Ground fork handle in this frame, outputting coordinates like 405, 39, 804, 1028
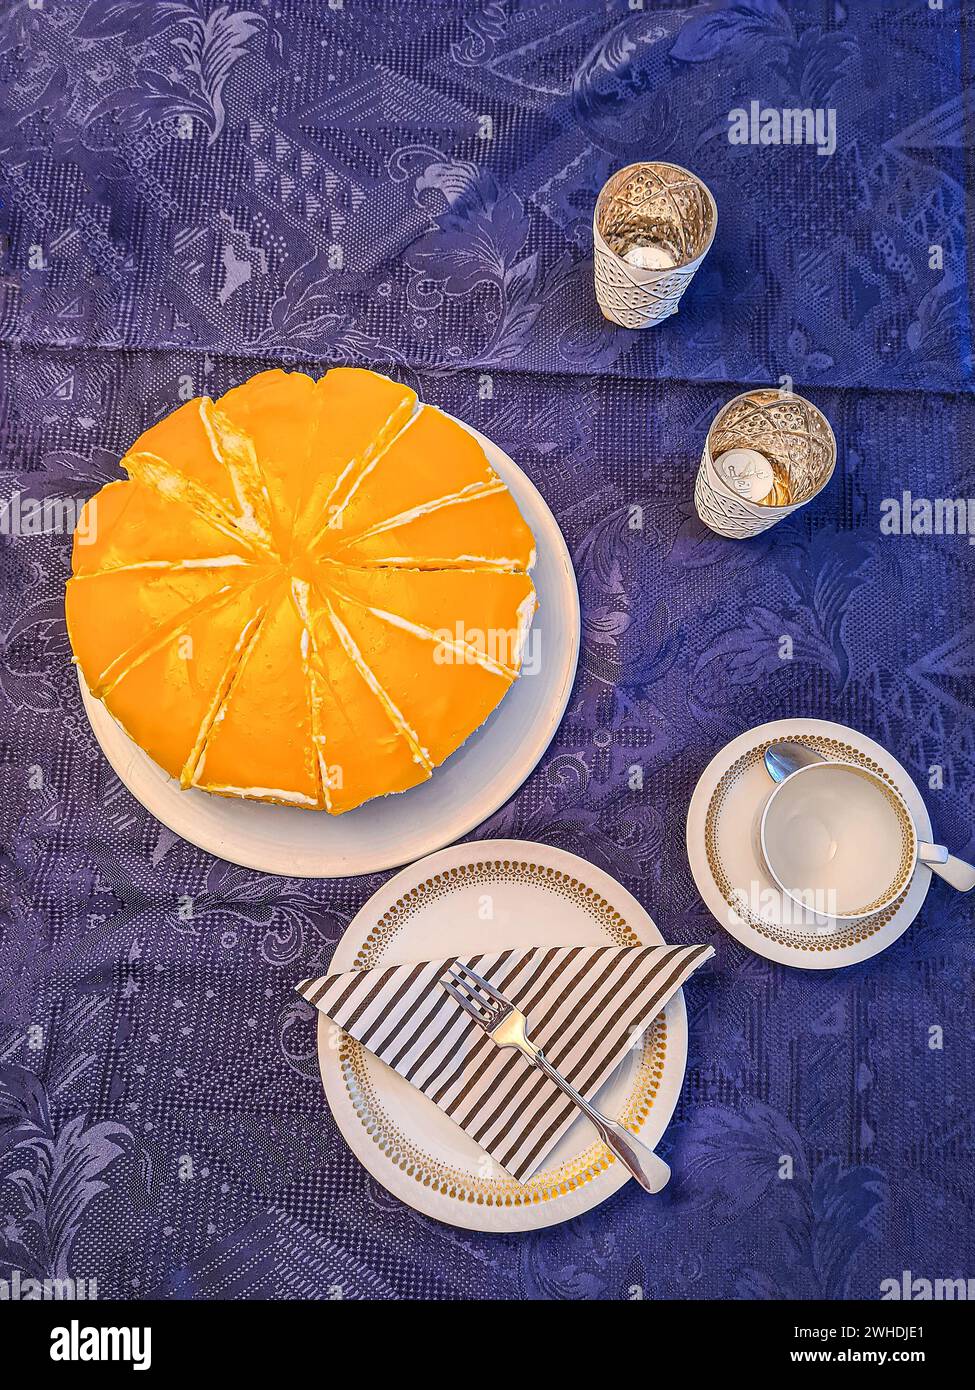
531, 1048, 671, 1194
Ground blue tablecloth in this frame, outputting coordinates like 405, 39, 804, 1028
1, 0, 972, 1300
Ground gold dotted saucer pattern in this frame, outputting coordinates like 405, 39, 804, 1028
705, 735, 911, 952
338, 859, 669, 1207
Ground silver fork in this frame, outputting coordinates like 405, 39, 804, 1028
441, 962, 671, 1193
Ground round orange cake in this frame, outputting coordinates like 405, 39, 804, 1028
66, 368, 537, 813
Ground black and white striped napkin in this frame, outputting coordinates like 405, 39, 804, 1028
297, 942, 712, 1183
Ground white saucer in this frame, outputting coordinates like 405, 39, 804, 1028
686, 719, 933, 969
77, 420, 580, 879
315, 839, 690, 1232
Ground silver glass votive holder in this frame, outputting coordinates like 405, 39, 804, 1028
694, 389, 837, 539
593, 161, 717, 328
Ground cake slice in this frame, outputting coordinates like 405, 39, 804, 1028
121, 397, 276, 552
190, 585, 322, 807
297, 367, 417, 551
319, 584, 519, 768
98, 579, 270, 783
71, 480, 260, 577
66, 564, 258, 698
293, 577, 429, 814
332, 486, 536, 571
216, 370, 322, 554
320, 565, 537, 679
321, 406, 497, 549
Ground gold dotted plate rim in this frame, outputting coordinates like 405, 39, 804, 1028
686, 719, 933, 970
316, 839, 690, 1232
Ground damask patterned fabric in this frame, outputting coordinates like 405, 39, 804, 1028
0, 0, 972, 1300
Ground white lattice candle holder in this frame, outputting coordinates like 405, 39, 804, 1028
593, 161, 717, 329
694, 389, 837, 539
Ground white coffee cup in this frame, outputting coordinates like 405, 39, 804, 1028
760, 761, 917, 921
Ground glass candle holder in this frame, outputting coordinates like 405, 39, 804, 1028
593, 161, 717, 328
694, 389, 837, 538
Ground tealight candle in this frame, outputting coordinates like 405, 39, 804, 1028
714, 446, 775, 503
622, 242, 677, 271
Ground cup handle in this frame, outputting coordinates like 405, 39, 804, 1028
919, 842, 975, 893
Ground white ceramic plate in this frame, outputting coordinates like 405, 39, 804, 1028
77, 420, 580, 878
316, 840, 690, 1232
686, 719, 933, 969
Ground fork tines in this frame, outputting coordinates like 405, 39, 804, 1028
441, 963, 509, 1026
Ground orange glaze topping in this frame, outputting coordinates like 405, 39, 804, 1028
66, 368, 537, 812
